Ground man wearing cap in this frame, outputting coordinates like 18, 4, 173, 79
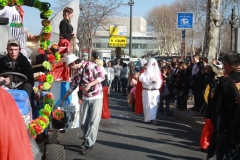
60, 52, 105, 155
0, 39, 34, 105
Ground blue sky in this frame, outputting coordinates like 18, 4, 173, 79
22, 0, 175, 35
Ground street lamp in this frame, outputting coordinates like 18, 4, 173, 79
210, 6, 240, 51
128, 0, 134, 58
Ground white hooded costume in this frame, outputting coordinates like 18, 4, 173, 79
139, 58, 162, 122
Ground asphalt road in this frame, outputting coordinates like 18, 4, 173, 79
60, 91, 206, 160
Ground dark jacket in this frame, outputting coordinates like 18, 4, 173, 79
59, 19, 73, 40
0, 53, 34, 86
209, 70, 240, 134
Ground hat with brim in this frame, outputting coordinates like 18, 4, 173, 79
65, 54, 78, 66
7, 38, 20, 46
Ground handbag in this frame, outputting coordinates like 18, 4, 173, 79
200, 118, 213, 150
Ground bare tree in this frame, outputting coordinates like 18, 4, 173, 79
78, 0, 125, 59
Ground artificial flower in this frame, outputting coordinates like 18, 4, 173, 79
46, 92, 54, 99
47, 54, 56, 63
38, 48, 45, 54
44, 9, 53, 18
38, 74, 46, 82
0, 0, 8, 7
33, 0, 42, 9
40, 41, 48, 50
41, 19, 50, 27
46, 74, 54, 83
52, 110, 64, 121
45, 98, 54, 106
15, 0, 24, 6
43, 82, 51, 90
55, 53, 61, 62
42, 61, 51, 70
38, 84, 43, 90
42, 33, 51, 41
43, 25, 52, 33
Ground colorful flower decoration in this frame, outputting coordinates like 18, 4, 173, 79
47, 54, 56, 63
43, 25, 52, 33
38, 84, 43, 90
16, 0, 24, 6
33, 0, 41, 9
52, 110, 64, 121
43, 82, 51, 90
46, 74, 54, 84
38, 48, 45, 55
55, 53, 61, 62
41, 19, 50, 27
38, 74, 46, 82
42, 61, 51, 70
46, 92, 54, 99
45, 98, 54, 106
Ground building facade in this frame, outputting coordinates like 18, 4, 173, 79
92, 17, 159, 58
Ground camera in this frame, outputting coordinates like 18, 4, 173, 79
88, 86, 95, 93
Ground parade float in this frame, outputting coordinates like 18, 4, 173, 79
0, 0, 80, 159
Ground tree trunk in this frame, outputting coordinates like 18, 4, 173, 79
203, 0, 221, 61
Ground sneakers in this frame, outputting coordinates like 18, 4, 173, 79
80, 140, 86, 149
81, 146, 93, 155
150, 120, 158, 125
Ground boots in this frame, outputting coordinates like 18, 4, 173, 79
122, 89, 128, 96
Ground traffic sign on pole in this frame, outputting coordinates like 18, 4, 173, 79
182, 30, 186, 42
177, 12, 194, 29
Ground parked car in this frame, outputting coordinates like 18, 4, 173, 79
153, 55, 191, 63
133, 61, 141, 72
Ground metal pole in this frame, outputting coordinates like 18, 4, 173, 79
230, 7, 236, 51
128, 0, 134, 58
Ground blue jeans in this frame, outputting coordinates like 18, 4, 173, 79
107, 80, 112, 95
80, 98, 103, 147
120, 78, 128, 91
114, 76, 121, 92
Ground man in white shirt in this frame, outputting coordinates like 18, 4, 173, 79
140, 56, 147, 70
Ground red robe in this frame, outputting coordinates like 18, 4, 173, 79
101, 87, 111, 119
135, 69, 145, 114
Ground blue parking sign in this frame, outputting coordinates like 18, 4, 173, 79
177, 12, 194, 29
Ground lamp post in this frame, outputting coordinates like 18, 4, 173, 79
128, 0, 134, 58
210, 6, 240, 52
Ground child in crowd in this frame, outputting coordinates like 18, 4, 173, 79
129, 73, 139, 112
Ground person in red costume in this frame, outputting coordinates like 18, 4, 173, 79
96, 59, 111, 119
134, 62, 147, 114
0, 88, 33, 160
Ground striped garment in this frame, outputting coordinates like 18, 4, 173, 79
68, 61, 105, 99
0, 6, 26, 49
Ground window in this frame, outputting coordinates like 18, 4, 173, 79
96, 43, 101, 48
143, 44, 148, 49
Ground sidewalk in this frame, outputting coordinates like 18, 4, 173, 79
169, 99, 205, 132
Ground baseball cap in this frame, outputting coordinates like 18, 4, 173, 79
7, 38, 20, 46
65, 54, 79, 66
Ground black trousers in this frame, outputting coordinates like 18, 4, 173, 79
207, 114, 221, 158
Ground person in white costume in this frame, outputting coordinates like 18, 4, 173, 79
139, 58, 162, 125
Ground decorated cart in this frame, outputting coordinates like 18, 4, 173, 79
0, 0, 80, 159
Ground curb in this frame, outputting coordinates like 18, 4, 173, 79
171, 108, 205, 132
169, 100, 205, 132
